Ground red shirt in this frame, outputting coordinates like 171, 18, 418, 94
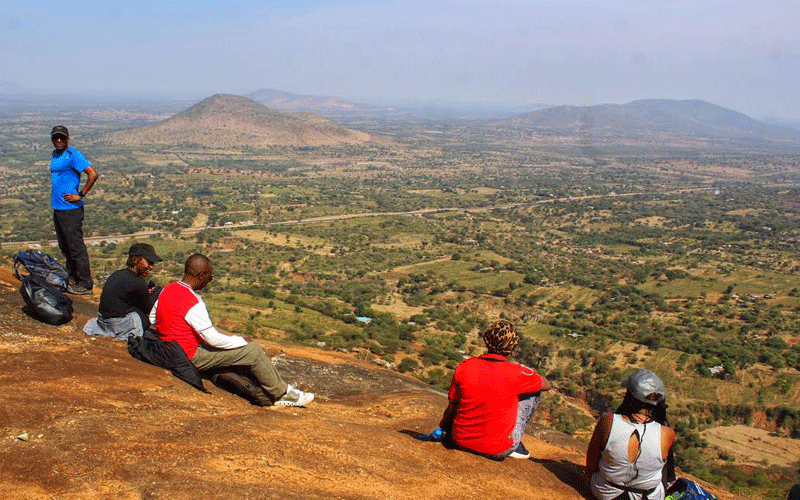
153, 281, 204, 359
448, 353, 542, 455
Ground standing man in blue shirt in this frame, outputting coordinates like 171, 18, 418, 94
49, 125, 98, 295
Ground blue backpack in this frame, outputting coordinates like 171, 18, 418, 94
665, 478, 719, 500
13, 250, 69, 292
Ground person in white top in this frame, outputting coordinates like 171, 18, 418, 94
586, 369, 676, 500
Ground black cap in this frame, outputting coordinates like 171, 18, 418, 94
51, 125, 69, 138
128, 243, 163, 263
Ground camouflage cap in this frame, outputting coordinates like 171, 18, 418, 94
51, 125, 69, 138
482, 320, 519, 356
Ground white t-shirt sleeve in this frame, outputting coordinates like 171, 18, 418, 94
184, 301, 247, 349
149, 299, 159, 325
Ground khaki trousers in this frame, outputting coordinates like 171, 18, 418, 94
191, 342, 288, 399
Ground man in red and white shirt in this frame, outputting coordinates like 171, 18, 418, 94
440, 320, 551, 459
150, 253, 313, 407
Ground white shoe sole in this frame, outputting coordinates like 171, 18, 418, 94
274, 392, 314, 407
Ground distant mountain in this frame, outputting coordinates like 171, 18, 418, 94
246, 88, 364, 113
102, 94, 370, 148
245, 89, 542, 121
760, 117, 800, 130
513, 103, 554, 114
503, 99, 800, 148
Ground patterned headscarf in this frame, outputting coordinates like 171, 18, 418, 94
482, 320, 519, 356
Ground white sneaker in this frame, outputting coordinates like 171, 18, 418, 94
274, 384, 314, 407
508, 442, 530, 459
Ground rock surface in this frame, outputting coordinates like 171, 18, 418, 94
0, 265, 735, 500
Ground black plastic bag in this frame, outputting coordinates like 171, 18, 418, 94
20, 274, 73, 325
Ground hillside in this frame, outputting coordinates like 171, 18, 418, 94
503, 99, 800, 150
0, 266, 741, 500
101, 94, 371, 148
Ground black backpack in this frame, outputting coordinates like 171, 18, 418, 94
208, 368, 274, 406
20, 274, 73, 325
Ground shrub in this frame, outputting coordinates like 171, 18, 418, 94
398, 357, 419, 373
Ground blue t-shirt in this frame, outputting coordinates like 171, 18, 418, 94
50, 147, 91, 211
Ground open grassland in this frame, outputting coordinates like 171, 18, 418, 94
640, 267, 800, 298
370, 293, 427, 320
701, 425, 800, 468
234, 229, 333, 254
396, 259, 525, 289
206, 291, 363, 344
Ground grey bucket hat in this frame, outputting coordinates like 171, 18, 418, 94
622, 369, 666, 405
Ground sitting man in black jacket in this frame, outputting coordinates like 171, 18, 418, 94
84, 243, 163, 340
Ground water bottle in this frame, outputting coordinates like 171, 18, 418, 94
415, 428, 444, 442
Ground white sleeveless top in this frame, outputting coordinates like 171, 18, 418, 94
591, 414, 665, 500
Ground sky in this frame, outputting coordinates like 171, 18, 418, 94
1, 0, 799, 119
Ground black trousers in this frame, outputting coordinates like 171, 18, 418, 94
53, 207, 93, 289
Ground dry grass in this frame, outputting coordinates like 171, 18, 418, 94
634, 216, 670, 227
233, 229, 332, 254
191, 213, 209, 228
132, 151, 187, 167
701, 425, 800, 468
370, 293, 426, 320
372, 233, 426, 249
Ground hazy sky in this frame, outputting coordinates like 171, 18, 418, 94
2, 0, 799, 119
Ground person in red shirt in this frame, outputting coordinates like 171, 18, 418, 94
150, 253, 314, 407
440, 320, 551, 459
